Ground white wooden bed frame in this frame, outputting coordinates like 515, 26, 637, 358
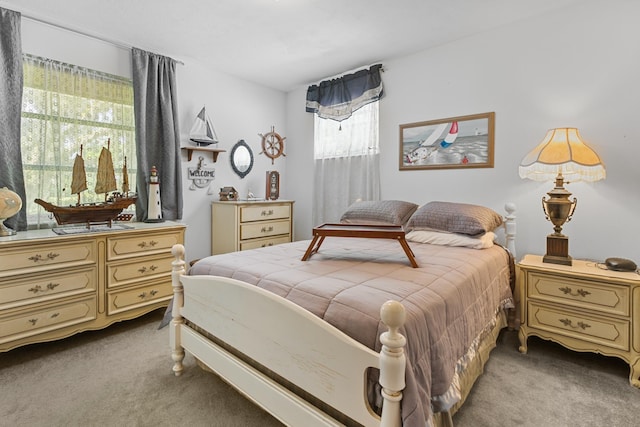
170, 203, 516, 427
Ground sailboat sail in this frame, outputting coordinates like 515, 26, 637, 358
189, 106, 219, 146
419, 123, 448, 147
71, 149, 88, 196
95, 146, 117, 195
440, 121, 459, 148
122, 156, 130, 195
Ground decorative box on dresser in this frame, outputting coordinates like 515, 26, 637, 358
0, 221, 185, 352
211, 200, 294, 254
517, 254, 640, 387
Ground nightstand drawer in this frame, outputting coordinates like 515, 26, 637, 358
240, 220, 290, 240
240, 204, 291, 223
528, 301, 630, 351
527, 272, 629, 317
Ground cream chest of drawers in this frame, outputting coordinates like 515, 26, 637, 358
517, 254, 640, 387
0, 221, 185, 352
211, 200, 294, 254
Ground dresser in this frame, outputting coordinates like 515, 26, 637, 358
517, 254, 640, 387
211, 200, 294, 254
0, 221, 185, 352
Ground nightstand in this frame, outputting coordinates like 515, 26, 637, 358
517, 254, 640, 388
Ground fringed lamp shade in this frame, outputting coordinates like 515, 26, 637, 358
519, 128, 606, 182
519, 128, 605, 266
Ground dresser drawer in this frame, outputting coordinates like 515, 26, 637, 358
107, 281, 172, 315
0, 267, 96, 310
527, 272, 629, 316
240, 235, 292, 251
107, 230, 183, 260
0, 297, 97, 345
0, 240, 95, 277
240, 220, 290, 240
106, 255, 174, 289
527, 301, 629, 351
240, 204, 291, 223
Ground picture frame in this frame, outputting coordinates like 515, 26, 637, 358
399, 112, 495, 170
265, 171, 280, 200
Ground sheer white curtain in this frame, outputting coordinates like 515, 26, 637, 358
21, 54, 136, 228
312, 101, 381, 225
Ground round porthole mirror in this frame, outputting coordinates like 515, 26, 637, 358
230, 139, 253, 179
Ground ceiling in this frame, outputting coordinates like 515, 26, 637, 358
3, 0, 581, 92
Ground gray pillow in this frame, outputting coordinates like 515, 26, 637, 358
340, 200, 418, 226
406, 201, 503, 236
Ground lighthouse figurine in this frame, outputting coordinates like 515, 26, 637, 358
145, 165, 164, 222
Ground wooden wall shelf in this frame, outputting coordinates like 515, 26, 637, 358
181, 146, 226, 162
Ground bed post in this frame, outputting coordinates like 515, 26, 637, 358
170, 244, 186, 376
378, 300, 407, 427
504, 202, 517, 259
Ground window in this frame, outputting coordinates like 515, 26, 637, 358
21, 54, 136, 226
313, 101, 379, 159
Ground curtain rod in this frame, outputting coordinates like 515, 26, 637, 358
21, 13, 185, 65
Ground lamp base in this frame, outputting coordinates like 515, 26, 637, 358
0, 221, 17, 236
543, 234, 572, 266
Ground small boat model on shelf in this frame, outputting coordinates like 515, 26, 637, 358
34, 139, 137, 228
189, 106, 219, 146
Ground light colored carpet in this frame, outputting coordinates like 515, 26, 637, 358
1, 309, 638, 426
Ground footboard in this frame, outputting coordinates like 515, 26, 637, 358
170, 244, 407, 427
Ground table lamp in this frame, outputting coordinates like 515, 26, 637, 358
519, 128, 605, 265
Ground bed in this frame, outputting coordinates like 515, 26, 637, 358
169, 201, 517, 427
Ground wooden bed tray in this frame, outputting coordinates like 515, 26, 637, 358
302, 223, 418, 268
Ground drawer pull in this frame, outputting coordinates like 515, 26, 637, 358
261, 226, 274, 233
138, 265, 158, 274
559, 318, 591, 330
28, 252, 60, 263
261, 209, 274, 216
28, 318, 38, 326
261, 243, 274, 248
559, 286, 591, 298
139, 290, 158, 299
51, 312, 59, 318
137, 240, 159, 249
28, 283, 60, 294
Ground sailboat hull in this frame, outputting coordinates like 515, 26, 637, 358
34, 196, 137, 227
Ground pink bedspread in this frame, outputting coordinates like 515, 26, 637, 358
190, 237, 513, 426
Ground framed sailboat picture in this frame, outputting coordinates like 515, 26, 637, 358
399, 112, 495, 170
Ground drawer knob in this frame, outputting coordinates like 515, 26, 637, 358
559, 286, 591, 298
138, 292, 147, 299
261, 226, 274, 233
150, 290, 158, 296
559, 318, 591, 330
261, 209, 274, 216
28, 318, 38, 326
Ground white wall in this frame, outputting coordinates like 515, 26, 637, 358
20, 18, 288, 263
286, 0, 640, 262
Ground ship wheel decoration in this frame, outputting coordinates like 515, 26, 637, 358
259, 126, 286, 165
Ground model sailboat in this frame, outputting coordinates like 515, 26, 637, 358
189, 106, 219, 146
34, 138, 137, 227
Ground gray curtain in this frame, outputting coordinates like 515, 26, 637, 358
131, 48, 182, 221
0, 7, 27, 231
